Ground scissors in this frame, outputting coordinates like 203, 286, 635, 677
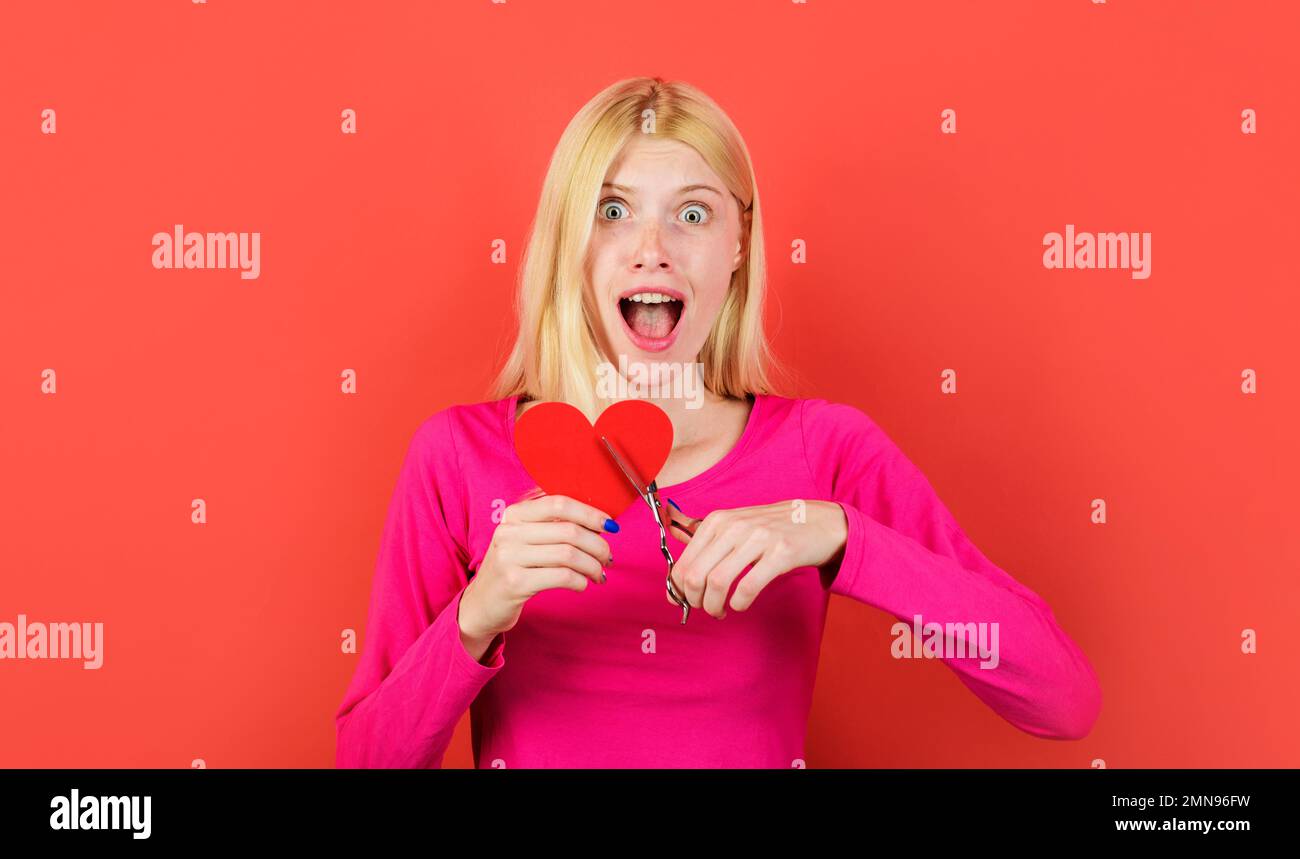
599, 435, 696, 624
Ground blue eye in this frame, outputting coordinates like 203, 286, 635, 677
599, 199, 628, 220
597, 199, 712, 224
681, 203, 711, 225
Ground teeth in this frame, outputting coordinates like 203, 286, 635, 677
625, 292, 680, 304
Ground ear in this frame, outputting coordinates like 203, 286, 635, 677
732, 206, 752, 271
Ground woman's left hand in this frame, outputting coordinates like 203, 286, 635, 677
665, 500, 848, 618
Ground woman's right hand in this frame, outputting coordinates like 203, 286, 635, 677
458, 493, 615, 655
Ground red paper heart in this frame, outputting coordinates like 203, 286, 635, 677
513, 399, 673, 520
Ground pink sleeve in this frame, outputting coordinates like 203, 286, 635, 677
801, 399, 1102, 741
335, 408, 505, 768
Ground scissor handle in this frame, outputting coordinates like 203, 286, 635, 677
668, 578, 691, 624
651, 482, 690, 624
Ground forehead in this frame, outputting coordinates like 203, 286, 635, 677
605, 136, 720, 189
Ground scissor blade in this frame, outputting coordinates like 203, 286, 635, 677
600, 435, 648, 497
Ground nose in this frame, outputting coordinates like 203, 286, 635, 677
631, 220, 672, 272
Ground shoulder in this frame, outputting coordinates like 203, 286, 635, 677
746, 393, 891, 451
794, 396, 889, 451
407, 396, 513, 463
786, 397, 952, 527
788, 395, 920, 490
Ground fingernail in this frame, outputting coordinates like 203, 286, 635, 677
603, 518, 620, 533
601, 571, 607, 584
667, 498, 683, 513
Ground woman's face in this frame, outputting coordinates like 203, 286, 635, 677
585, 136, 749, 365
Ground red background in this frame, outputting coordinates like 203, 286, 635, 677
2, 0, 1297, 767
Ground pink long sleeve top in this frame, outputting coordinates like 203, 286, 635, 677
334, 394, 1102, 768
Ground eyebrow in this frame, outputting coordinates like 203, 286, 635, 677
602, 182, 724, 198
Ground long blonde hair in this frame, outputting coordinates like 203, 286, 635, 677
489, 76, 785, 420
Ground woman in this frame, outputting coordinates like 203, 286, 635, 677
334, 77, 1101, 768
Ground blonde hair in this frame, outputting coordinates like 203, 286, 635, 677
489, 76, 786, 421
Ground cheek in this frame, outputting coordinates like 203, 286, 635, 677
585, 249, 615, 302
691, 289, 729, 326
684, 244, 735, 309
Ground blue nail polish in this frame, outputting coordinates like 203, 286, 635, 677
603, 518, 620, 533
667, 498, 683, 513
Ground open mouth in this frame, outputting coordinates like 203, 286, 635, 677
618, 290, 685, 352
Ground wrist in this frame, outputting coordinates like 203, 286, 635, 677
457, 587, 502, 665
815, 501, 849, 570
457, 579, 496, 642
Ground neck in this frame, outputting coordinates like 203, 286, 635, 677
515, 375, 750, 451
635, 388, 743, 452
